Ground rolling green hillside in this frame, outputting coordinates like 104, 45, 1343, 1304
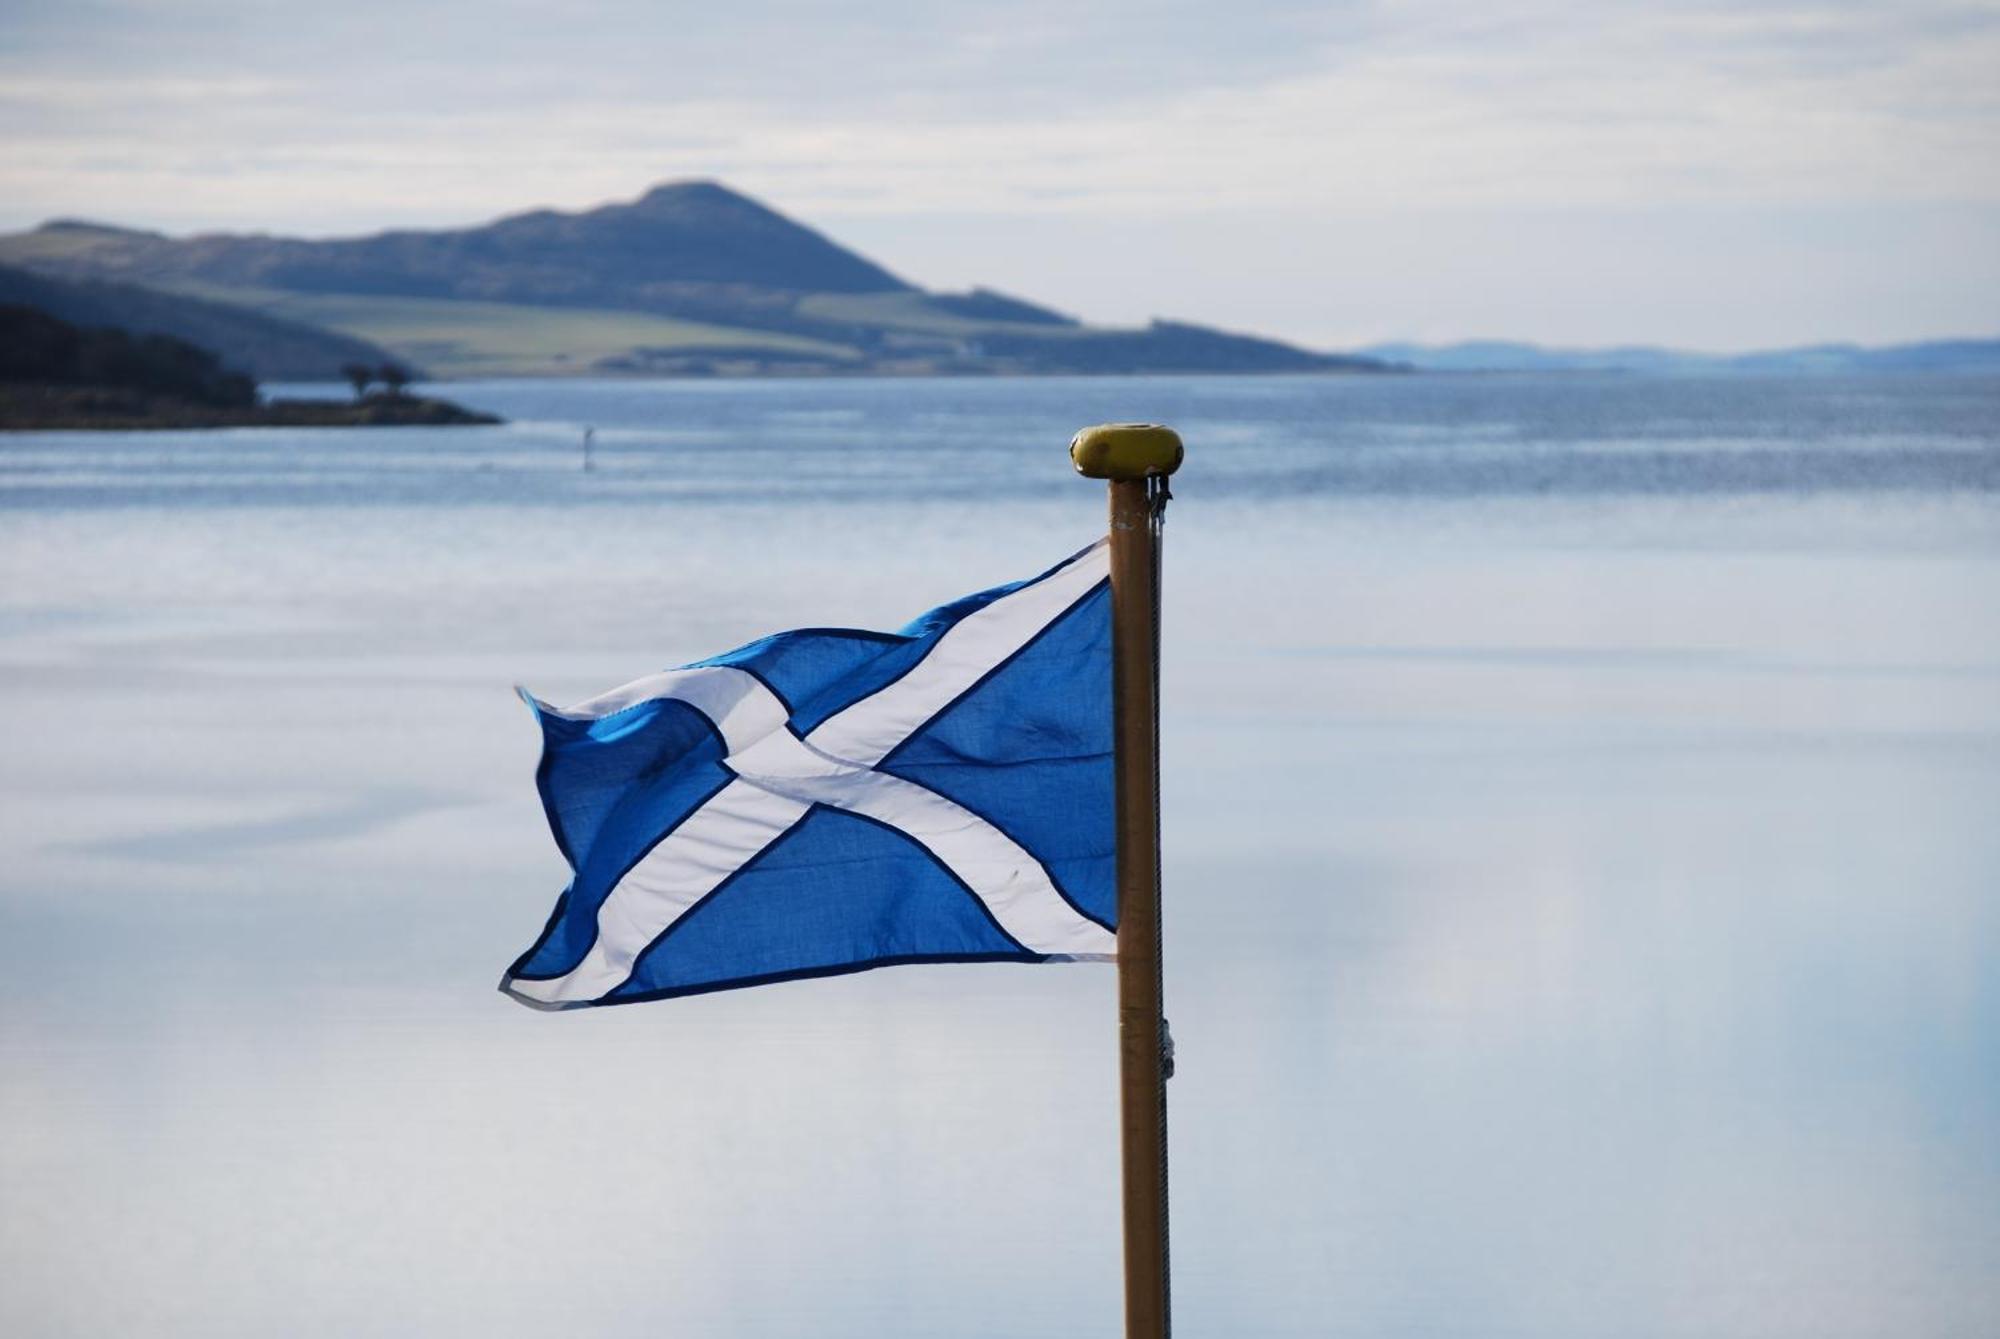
0, 182, 1392, 378
169, 284, 859, 378
796, 289, 1080, 337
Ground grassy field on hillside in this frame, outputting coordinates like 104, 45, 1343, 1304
796, 291, 1088, 339
167, 285, 860, 377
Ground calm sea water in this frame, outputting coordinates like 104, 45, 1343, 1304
2, 373, 1997, 1338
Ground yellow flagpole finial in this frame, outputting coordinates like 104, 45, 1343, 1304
1069, 423, 1184, 480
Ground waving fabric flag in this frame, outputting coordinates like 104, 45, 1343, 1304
502, 541, 1117, 1009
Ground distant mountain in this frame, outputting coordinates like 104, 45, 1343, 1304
14, 183, 909, 311
1358, 341, 1669, 373
0, 181, 1389, 379
1362, 338, 2000, 374
0, 263, 406, 381
1722, 339, 2000, 374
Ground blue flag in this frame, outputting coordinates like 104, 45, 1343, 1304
502, 541, 1116, 1008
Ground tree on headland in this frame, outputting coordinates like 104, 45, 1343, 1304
377, 362, 412, 398
340, 362, 374, 399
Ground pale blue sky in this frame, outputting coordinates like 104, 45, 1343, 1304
2, 0, 1996, 348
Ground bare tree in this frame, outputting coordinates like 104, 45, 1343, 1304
339, 362, 374, 400
377, 362, 413, 398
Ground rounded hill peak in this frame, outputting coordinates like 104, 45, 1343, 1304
635, 180, 750, 207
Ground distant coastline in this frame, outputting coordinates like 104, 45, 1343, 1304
0, 182, 1395, 381
0, 385, 499, 431
1360, 337, 2000, 376
2, 182, 1991, 385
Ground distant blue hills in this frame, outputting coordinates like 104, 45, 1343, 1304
0, 181, 1389, 380
1361, 337, 2000, 375
0, 175, 1989, 381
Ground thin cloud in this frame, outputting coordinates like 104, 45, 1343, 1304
0, 0, 1994, 344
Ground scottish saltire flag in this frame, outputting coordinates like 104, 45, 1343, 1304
502, 541, 1116, 1009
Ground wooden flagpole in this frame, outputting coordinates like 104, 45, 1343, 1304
1071, 423, 1183, 1339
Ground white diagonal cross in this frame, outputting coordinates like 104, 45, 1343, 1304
505, 543, 1116, 1006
